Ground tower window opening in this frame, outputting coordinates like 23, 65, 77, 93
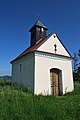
40, 28, 43, 38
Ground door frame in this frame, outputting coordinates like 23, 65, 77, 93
49, 67, 63, 96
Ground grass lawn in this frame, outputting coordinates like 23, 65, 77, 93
0, 82, 80, 120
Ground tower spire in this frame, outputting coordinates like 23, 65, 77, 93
29, 20, 48, 46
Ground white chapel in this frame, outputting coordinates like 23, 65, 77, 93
11, 20, 74, 95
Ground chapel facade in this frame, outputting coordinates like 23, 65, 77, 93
11, 20, 74, 95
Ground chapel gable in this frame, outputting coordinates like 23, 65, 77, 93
37, 33, 71, 57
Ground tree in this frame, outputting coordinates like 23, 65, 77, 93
73, 53, 78, 81
78, 49, 80, 57
77, 49, 80, 81
73, 49, 80, 82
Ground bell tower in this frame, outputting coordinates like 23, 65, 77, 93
29, 20, 48, 46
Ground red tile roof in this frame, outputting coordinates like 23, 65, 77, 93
10, 33, 53, 63
10, 32, 72, 63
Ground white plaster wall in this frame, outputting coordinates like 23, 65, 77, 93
34, 52, 74, 95
12, 53, 34, 90
37, 34, 70, 57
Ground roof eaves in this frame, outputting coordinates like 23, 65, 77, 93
29, 20, 48, 32
35, 50, 73, 59
35, 20, 48, 29
10, 50, 34, 64
10, 37, 44, 64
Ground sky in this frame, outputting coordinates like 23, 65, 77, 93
0, 0, 80, 76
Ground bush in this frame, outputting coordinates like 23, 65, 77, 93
0, 78, 11, 86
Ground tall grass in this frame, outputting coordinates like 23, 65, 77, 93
0, 82, 80, 120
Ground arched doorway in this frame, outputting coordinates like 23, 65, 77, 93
50, 68, 63, 96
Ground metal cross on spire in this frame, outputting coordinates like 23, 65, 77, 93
37, 15, 41, 20
54, 44, 57, 54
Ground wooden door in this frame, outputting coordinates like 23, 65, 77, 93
50, 69, 59, 96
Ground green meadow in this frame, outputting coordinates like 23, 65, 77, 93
0, 80, 80, 120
